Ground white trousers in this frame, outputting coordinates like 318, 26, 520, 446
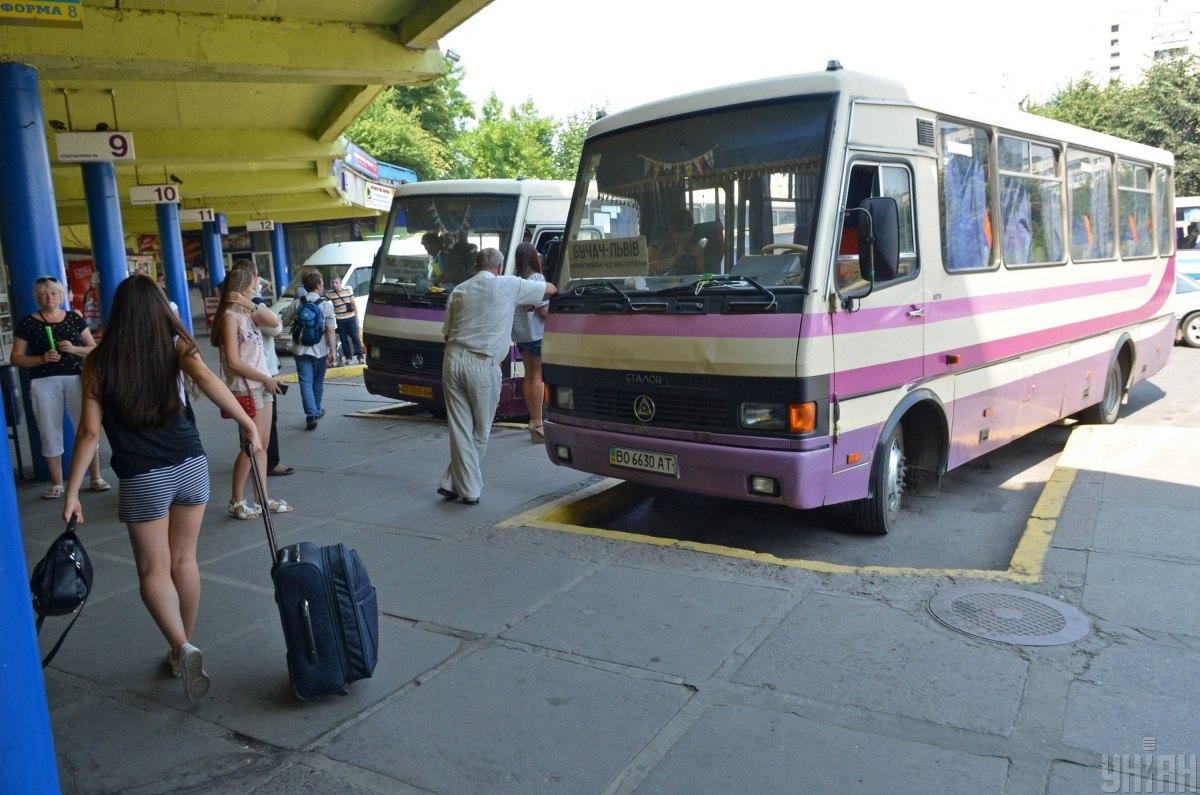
439, 344, 501, 500
30, 374, 84, 458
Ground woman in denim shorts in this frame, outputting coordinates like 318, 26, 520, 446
511, 242, 550, 441
63, 275, 261, 701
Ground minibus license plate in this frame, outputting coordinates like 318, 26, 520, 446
609, 445, 677, 476
399, 384, 433, 399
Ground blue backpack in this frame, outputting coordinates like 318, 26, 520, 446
292, 295, 326, 346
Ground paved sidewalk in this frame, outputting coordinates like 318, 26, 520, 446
13, 357, 1200, 794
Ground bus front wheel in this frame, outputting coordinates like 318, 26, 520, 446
1079, 357, 1124, 425
851, 424, 906, 535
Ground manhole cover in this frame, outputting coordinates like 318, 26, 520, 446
928, 586, 1090, 646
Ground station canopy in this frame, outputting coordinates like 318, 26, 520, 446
0, 0, 491, 240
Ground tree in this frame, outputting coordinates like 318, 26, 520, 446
387, 63, 475, 147
344, 88, 451, 180
552, 107, 604, 180
457, 94, 560, 179
1024, 57, 1200, 194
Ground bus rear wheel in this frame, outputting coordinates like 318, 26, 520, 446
851, 424, 906, 535
1080, 357, 1124, 425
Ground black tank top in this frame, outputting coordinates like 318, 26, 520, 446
101, 398, 205, 479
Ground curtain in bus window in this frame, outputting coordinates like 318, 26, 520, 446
939, 123, 991, 270
1067, 150, 1115, 261
1001, 177, 1033, 264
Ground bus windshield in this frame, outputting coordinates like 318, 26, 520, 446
560, 95, 834, 292
374, 194, 519, 299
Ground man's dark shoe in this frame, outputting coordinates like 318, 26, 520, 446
305, 418, 318, 430
437, 487, 459, 500
461, 497, 480, 506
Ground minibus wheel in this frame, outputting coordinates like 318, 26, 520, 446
851, 424, 906, 535
1079, 357, 1124, 425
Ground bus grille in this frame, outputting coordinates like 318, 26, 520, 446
571, 386, 732, 432
376, 341, 444, 375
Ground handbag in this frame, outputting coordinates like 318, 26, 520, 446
30, 519, 93, 667
221, 392, 257, 420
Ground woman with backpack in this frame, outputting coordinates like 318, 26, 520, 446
62, 275, 261, 701
212, 269, 291, 520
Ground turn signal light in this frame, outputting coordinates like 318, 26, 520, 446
846, 451, 862, 465
543, 384, 551, 406
788, 402, 816, 434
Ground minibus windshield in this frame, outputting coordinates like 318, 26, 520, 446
560, 95, 834, 293
374, 194, 519, 299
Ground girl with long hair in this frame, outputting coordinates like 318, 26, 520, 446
211, 268, 290, 519
511, 242, 550, 440
11, 276, 108, 497
63, 275, 261, 701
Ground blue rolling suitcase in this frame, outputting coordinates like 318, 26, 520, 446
246, 444, 379, 700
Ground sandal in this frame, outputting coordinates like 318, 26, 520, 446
90, 478, 112, 492
265, 498, 293, 514
41, 484, 64, 500
227, 499, 260, 520
267, 464, 295, 477
528, 422, 544, 442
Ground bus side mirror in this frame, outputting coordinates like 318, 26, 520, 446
543, 238, 563, 283
858, 196, 900, 283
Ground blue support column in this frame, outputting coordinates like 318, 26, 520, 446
81, 162, 126, 323
156, 202, 192, 333
0, 61, 65, 793
0, 63, 69, 482
202, 220, 225, 294
270, 223, 289, 299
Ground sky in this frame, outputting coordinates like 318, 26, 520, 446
442, 0, 1124, 120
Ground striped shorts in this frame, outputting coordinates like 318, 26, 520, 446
118, 455, 211, 524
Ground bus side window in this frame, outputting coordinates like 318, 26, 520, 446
836, 163, 917, 290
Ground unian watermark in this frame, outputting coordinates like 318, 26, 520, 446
1101, 738, 1198, 792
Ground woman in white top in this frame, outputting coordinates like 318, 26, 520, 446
511, 242, 550, 441
210, 268, 291, 519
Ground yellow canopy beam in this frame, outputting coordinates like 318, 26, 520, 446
52, 168, 336, 204
47, 128, 343, 168
399, 0, 494, 49
2, 6, 448, 85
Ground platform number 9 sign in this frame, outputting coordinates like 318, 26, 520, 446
107, 134, 130, 159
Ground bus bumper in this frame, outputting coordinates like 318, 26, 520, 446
543, 420, 833, 510
363, 367, 529, 419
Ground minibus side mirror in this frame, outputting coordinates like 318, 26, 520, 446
858, 196, 900, 283
543, 238, 563, 284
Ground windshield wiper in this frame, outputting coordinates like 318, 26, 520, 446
568, 280, 634, 313
652, 275, 777, 310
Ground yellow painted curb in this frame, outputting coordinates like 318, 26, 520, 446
277, 364, 364, 383
501, 428, 1086, 583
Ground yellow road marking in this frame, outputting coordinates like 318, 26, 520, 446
344, 402, 528, 430
501, 429, 1086, 582
277, 363, 364, 383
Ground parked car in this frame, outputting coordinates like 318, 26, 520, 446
1174, 273, 1200, 348
274, 236, 423, 355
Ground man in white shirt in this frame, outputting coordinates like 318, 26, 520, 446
437, 248, 557, 504
291, 269, 337, 430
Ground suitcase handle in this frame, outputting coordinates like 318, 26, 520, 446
300, 599, 319, 664
243, 441, 281, 566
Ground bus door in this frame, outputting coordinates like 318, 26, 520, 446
829, 160, 923, 472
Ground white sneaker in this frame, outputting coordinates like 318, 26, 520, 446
166, 647, 181, 678
179, 643, 211, 701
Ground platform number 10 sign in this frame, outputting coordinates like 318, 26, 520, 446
129, 184, 181, 205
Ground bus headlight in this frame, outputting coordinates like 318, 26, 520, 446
740, 403, 786, 430
555, 386, 574, 410
739, 402, 816, 433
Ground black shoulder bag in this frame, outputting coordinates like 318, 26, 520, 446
30, 519, 93, 667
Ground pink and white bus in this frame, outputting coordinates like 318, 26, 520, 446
541, 66, 1176, 533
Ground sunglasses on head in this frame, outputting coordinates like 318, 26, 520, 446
35, 276, 60, 284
